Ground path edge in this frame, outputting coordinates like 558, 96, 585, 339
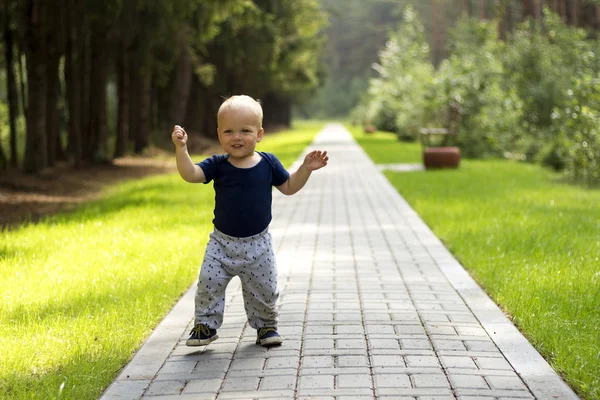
353, 133, 580, 400
99, 284, 196, 400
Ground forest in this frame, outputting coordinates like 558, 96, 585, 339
1, 0, 599, 183
0, 0, 325, 173
311, 0, 600, 184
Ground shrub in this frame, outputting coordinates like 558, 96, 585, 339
355, 6, 433, 140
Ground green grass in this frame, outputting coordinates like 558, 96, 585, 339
0, 121, 324, 400
348, 126, 422, 164
349, 125, 600, 399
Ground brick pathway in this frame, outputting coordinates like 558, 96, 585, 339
101, 124, 578, 400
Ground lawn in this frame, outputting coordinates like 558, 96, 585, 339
0, 121, 324, 400
349, 125, 600, 400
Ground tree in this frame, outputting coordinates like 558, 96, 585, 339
3, 0, 19, 168
23, 0, 48, 173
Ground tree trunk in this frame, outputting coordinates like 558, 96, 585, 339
128, 47, 139, 154
463, 0, 473, 16
134, 56, 152, 153
86, 25, 109, 163
45, 2, 63, 168
522, 0, 535, 20
114, 37, 130, 158
17, 42, 27, 119
535, 0, 543, 21
80, 32, 92, 162
128, 12, 153, 156
568, 0, 580, 26
559, 0, 567, 22
23, 0, 49, 173
64, 0, 83, 167
262, 93, 291, 130
168, 44, 192, 126
184, 76, 204, 136
479, 0, 486, 19
4, 0, 19, 167
46, 53, 60, 167
498, 0, 507, 40
431, 0, 441, 67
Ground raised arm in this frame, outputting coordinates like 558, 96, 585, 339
171, 125, 206, 183
277, 150, 328, 196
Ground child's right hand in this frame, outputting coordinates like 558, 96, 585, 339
172, 125, 188, 147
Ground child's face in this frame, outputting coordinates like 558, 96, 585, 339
217, 107, 264, 160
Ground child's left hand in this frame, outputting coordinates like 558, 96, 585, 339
303, 150, 329, 171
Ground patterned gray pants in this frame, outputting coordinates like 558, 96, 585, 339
194, 228, 279, 330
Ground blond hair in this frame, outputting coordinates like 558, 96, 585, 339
217, 95, 263, 127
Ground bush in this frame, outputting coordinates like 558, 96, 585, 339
552, 75, 600, 184
503, 10, 591, 162
429, 18, 522, 158
354, 6, 433, 140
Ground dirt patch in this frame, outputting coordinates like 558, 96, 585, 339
0, 140, 222, 229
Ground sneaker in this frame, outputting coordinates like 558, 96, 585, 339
256, 327, 283, 347
186, 324, 218, 346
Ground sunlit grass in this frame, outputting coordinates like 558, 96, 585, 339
347, 124, 422, 164
350, 126, 600, 400
0, 121, 324, 399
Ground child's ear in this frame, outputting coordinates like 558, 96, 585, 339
256, 128, 265, 142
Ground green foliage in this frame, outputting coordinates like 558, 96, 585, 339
433, 17, 522, 157
504, 11, 590, 161
354, 6, 433, 140
551, 76, 600, 185
203, 0, 326, 99
357, 7, 600, 184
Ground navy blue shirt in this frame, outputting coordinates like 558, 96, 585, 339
198, 152, 290, 237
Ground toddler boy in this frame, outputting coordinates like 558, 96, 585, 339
171, 95, 328, 347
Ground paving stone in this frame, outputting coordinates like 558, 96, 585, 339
229, 357, 266, 370
474, 356, 513, 370
337, 373, 373, 388
337, 355, 370, 368
159, 360, 197, 374
181, 378, 222, 394
371, 355, 406, 367
304, 339, 335, 350
373, 373, 412, 388
264, 356, 299, 369
411, 373, 451, 388
298, 374, 335, 389
439, 355, 478, 369
145, 380, 186, 396
304, 325, 334, 335
335, 325, 365, 334
464, 340, 498, 352
301, 356, 334, 368
402, 339, 433, 350
219, 376, 259, 392
486, 374, 529, 390
432, 339, 467, 351
259, 375, 297, 390
218, 390, 295, 399
395, 325, 427, 335
448, 374, 489, 389
405, 355, 441, 368
336, 339, 367, 349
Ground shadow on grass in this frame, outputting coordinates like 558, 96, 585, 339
18, 177, 214, 229
1, 275, 191, 399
